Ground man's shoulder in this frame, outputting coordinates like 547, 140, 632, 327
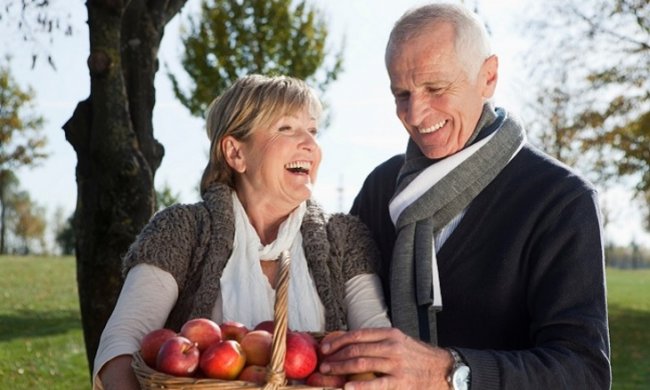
509, 144, 597, 193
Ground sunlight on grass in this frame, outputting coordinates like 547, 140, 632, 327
0, 256, 89, 389
607, 268, 650, 389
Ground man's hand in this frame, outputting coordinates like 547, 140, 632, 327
318, 327, 455, 390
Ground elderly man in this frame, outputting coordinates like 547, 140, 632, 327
319, 3, 611, 389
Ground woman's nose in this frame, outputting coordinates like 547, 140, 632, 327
299, 130, 318, 151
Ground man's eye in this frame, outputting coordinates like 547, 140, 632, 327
394, 93, 409, 101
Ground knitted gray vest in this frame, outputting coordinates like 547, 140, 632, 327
122, 183, 379, 331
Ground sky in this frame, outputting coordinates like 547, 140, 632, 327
4, 0, 649, 248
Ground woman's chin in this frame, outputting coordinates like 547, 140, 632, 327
285, 184, 313, 205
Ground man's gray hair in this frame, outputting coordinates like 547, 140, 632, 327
385, 2, 492, 81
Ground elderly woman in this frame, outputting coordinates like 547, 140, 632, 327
93, 74, 390, 389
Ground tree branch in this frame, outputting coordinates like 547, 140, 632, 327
570, 3, 650, 52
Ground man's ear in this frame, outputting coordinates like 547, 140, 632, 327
480, 54, 499, 99
222, 135, 246, 173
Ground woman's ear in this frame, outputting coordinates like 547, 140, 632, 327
222, 136, 246, 173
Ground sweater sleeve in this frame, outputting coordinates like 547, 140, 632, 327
93, 264, 178, 389
327, 213, 381, 279
458, 189, 611, 390
345, 274, 391, 329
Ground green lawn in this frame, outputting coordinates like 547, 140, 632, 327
607, 268, 650, 389
0, 256, 88, 389
0, 256, 648, 389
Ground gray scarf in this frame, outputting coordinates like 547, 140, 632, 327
389, 103, 525, 344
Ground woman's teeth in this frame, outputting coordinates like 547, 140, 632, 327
285, 161, 311, 173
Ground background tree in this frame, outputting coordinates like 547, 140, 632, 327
53, 207, 76, 255
156, 181, 181, 210
0, 170, 19, 254
61, 0, 188, 374
0, 61, 46, 254
169, 0, 343, 118
9, 190, 47, 254
522, 0, 650, 228
523, 68, 584, 167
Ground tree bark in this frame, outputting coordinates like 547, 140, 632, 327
62, 0, 187, 378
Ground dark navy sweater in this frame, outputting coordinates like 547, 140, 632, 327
351, 144, 611, 389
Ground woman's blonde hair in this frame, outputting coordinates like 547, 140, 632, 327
200, 74, 322, 195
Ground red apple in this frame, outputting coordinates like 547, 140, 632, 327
237, 365, 268, 385
155, 336, 200, 377
298, 332, 319, 349
200, 340, 246, 380
284, 331, 317, 380
220, 321, 249, 343
240, 330, 273, 366
180, 318, 222, 351
253, 320, 276, 334
139, 328, 177, 368
306, 372, 347, 387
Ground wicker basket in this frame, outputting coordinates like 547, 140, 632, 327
132, 250, 341, 390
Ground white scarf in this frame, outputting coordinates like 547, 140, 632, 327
220, 192, 325, 331
389, 132, 496, 309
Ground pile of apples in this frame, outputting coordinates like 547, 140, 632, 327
139, 318, 373, 387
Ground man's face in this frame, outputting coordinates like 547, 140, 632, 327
387, 22, 497, 159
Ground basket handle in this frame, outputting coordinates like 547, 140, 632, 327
263, 250, 291, 390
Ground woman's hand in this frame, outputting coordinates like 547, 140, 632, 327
97, 355, 140, 390
318, 327, 454, 390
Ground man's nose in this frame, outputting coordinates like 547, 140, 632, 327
405, 94, 429, 126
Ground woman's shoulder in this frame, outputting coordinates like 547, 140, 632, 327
148, 202, 210, 231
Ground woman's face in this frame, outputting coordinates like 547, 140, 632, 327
228, 108, 321, 211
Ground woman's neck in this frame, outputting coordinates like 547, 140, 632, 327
235, 190, 295, 245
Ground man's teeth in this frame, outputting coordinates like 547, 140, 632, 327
419, 120, 447, 134
285, 161, 311, 172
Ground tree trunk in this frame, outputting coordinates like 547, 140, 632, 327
62, 0, 187, 378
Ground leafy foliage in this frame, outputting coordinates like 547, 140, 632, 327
523, 0, 650, 227
0, 61, 46, 254
0, 61, 46, 170
169, 0, 343, 118
156, 182, 181, 210
55, 213, 75, 256
8, 190, 46, 254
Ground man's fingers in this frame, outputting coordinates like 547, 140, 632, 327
320, 327, 402, 355
320, 355, 387, 376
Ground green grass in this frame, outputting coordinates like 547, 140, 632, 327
0, 256, 648, 389
607, 268, 650, 389
0, 256, 88, 389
